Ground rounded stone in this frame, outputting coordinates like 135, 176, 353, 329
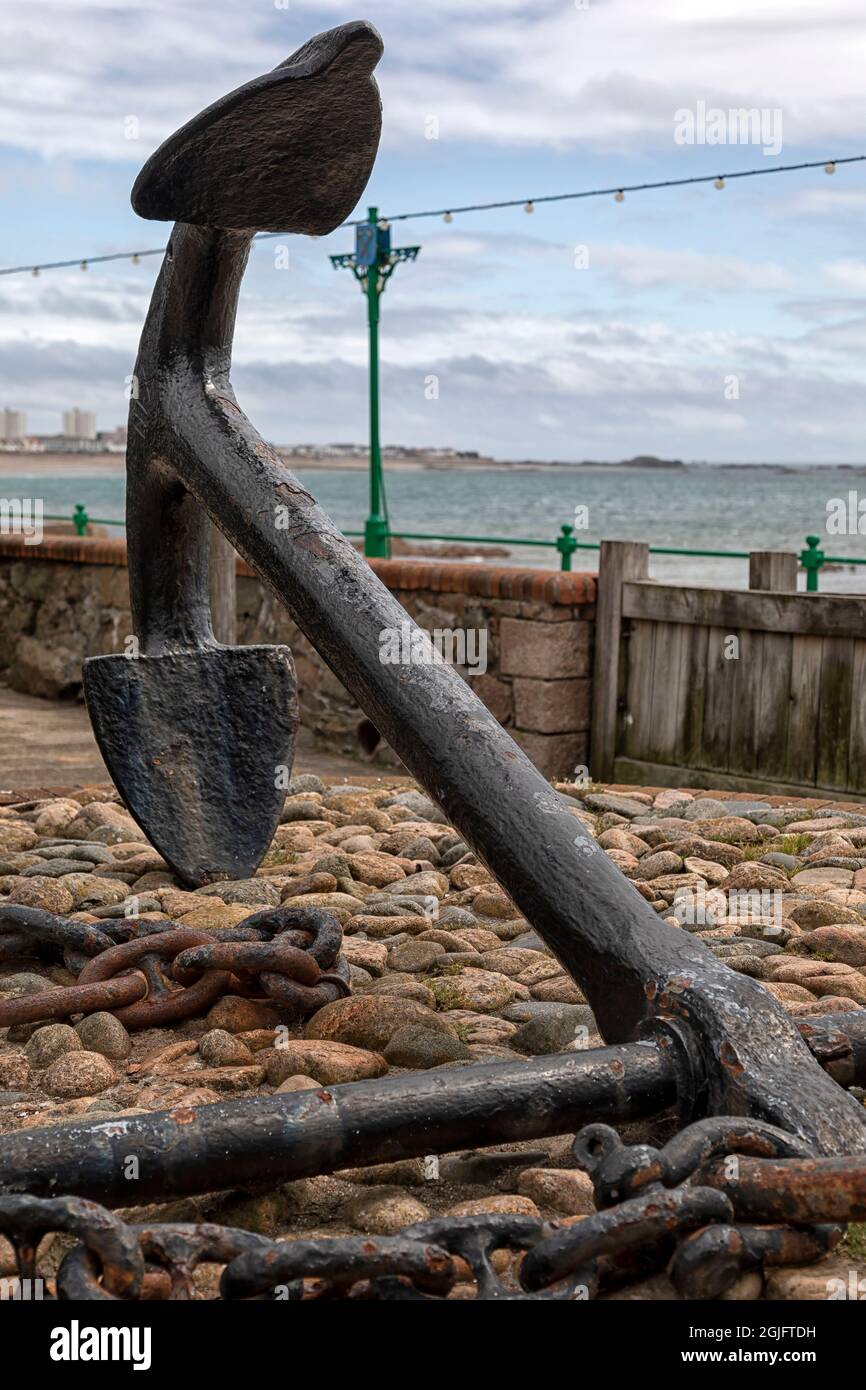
472, 891, 515, 919
288, 774, 326, 796
721, 861, 791, 892
74, 1012, 132, 1059
344, 1189, 431, 1236
0, 1051, 30, 1089
198, 878, 281, 907
386, 790, 446, 822
206, 996, 283, 1033
34, 800, 84, 837
58, 874, 129, 908
436, 907, 478, 931
446, 1194, 540, 1218
530, 975, 585, 1004
791, 867, 854, 889
199, 1029, 255, 1067
274, 1074, 321, 1093
793, 925, 866, 967
760, 853, 802, 871
305, 996, 455, 1050
340, 939, 387, 977
0, 971, 58, 997
683, 798, 728, 821
21, 859, 85, 878
383, 1025, 471, 1069
428, 969, 528, 1014
786, 899, 866, 930
43, 1051, 117, 1098
516, 1168, 595, 1216
0, 822, 38, 853
25, 1023, 83, 1070
401, 837, 441, 864
179, 903, 264, 931
384, 870, 448, 899
6, 877, 74, 914
510, 1005, 596, 1056
266, 1040, 387, 1086
633, 851, 683, 880
340, 835, 377, 854
387, 939, 447, 974
364, 978, 437, 1007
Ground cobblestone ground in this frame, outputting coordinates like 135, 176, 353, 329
1, 775, 865, 1299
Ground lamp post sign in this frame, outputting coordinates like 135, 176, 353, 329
331, 206, 420, 557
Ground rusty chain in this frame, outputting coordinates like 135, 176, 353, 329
0, 903, 349, 1029
3, 1116, 866, 1301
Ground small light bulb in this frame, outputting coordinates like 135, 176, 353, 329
80, 260, 88, 271
378, 219, 390, 230
524, 201, 534, 214
825, 161, 836, 175
714, 176, 725, 190
614, 190, 625, 203
31, 266, 40, 277
443, 211, 454, 223
132, 253, 140, 265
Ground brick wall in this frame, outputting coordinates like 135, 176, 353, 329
0, 536, 596, 779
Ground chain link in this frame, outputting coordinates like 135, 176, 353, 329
4, 1116, 866, 1300
0, 903, 349, 1029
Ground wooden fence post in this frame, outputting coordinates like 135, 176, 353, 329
209, 526, 237, 645
749, 551, 798, 593
590, 540, 650, 783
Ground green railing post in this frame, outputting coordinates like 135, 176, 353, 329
73, 504, 89, 537
363, 208, 390, 559
800, 534, 825, 592
331, 211, 420, 562
555, 523, 578, 572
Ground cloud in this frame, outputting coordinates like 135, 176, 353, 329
3, 2, 866, 467
597, 244, 795, 293
3, 0, 866, 161
823, 258, 866, 291
5, 283, 866, 464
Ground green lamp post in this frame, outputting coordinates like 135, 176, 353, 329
331, 207, 420, 558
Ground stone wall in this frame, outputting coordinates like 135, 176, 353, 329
0, 537, 596, 779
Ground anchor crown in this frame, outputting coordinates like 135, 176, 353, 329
131, 20, 383, 235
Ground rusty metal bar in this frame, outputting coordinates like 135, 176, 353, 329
0, 1043, 678, 1205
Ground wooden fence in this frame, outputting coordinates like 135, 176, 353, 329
591, 541, 866, 799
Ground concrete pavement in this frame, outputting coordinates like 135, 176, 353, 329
0, 685, 371, 792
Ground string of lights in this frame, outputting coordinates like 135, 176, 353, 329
0, 153, 860, 279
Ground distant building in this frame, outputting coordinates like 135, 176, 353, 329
0, 408, 27, 441
62, 408, 97, 440
30, 435, 103, 454
97, 425, 128, 453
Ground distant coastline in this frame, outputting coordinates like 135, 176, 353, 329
0, 449, 863, 476
0, 448, 686, 475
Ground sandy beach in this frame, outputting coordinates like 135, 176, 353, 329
0, 452, 126, 476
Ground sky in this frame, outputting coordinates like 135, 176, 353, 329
1, 0, 866, 462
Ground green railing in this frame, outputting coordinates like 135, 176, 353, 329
45, 505, 125, 536
45, 508, 866, 592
